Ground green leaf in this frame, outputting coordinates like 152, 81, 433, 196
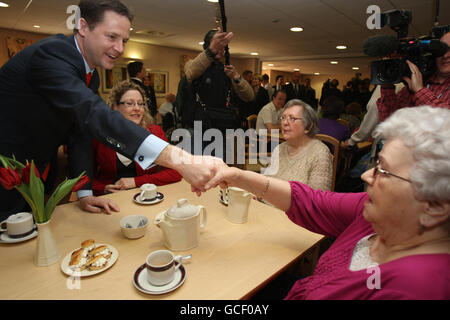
0, 154, 25, 170
29, 161, 45, 222
44, 171, 85, 219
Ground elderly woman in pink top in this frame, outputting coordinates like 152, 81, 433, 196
206, 106, 449, 299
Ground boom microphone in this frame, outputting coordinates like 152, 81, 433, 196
363, 35, 398, 56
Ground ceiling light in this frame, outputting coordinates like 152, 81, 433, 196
207, 0, 218, 2
250, 52, 259, 56
352, 67, 359, 70
330, 61, 338, 64
33, 25, 41, 28
130, 27, 133, 31
199, 41, 204, 45
336, 45, 347, 50
314, 72, 320, 75
268, 63, 274, 67
0, 2, 9, 7
294, 68, 300, 71
290, 27, 303, 32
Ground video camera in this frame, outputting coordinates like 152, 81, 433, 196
364, 8, 449, 85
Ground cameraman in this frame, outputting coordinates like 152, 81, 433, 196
377, 32, 450, 121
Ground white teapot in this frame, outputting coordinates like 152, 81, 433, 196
154, 199, 207, 251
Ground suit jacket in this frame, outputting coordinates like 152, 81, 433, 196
285, 82, 306, 102
92, 124, 181, 196
0, 34, 151, 216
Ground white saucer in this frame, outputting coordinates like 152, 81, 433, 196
0, 226, 38, 244
133, 192, 164, 205
133, 263, 186, 295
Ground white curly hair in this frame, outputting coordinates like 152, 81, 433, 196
373, 106, 450, 201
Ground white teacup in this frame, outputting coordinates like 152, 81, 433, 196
0, 212, 34, 238
146, 250, 182, 286
227, 187, 252, 224
140, 183, 157, 201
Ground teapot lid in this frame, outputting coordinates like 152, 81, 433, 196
166, 199, 198, 218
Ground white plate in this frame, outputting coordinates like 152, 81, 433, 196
133, 192, 164, 205
60, 243, 118, 277
0, 226, 38, 244
133, 263, 186, 295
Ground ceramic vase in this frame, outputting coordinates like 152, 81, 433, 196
34, 220, 61, 267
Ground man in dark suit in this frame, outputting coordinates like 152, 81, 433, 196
285, 71, 305, 102
127, 61, 158, 116
0, 0, 223, 220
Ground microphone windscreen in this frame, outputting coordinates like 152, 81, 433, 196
363, 35, 398, 56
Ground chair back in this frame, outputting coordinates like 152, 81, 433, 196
315, 134, 340, 191
336, 118, 350, 129
247, 114, 258, 129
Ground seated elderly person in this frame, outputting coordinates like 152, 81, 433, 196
206, 106, 450, 299
92, 81, 182, 196
264, 99, 333, 191
255, 89, 286, 135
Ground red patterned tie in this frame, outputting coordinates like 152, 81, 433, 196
86, 72, 92, 86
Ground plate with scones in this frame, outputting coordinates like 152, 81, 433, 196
60, 239, 118, 277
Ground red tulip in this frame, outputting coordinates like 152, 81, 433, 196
41, 162, 50, 182
0, 167, 22, 190
21, 162, 40, 184
72, 175, 90, 192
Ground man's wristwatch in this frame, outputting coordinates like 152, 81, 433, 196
233, 76, 242, 84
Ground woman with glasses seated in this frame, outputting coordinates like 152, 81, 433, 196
92, 81, 181, 196
263, 99, 333, 191
206, 106, 449, 299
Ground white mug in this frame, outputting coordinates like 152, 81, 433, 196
140, 183, 157, 201
146, 250, 182, 286
0, 212, 34, 238
227, 187, 252, 224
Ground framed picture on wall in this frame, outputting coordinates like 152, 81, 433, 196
102, 64, 129, 92
6, 36, 33, 58
147, 70, 168, 97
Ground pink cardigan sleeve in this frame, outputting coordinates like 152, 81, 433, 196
286, 181, 368, 238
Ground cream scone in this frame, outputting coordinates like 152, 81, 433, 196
71, 247, 89, 259
69, 252, 88, 271
86, 254, 108, 271
81, 239, 95, 253
89, 245, 112, 259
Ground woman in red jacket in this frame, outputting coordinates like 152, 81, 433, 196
92, 81, 181, 196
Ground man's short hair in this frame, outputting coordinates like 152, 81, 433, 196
75, 0, 133, 33
276, 75, 283, 81
272, 89, 286, 99
127, 61, 143, 78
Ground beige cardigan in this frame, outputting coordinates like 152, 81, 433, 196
263, 139, 333, 191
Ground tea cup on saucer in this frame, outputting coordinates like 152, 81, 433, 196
0, 212, 34, 239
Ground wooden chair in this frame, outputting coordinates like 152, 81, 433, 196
246, 114, 258, 129
336, 118, 350, 130
316, 134, 340, 191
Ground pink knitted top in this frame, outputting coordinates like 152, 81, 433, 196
284, 181, 450, 300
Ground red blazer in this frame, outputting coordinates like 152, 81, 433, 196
92, 124, 181, 196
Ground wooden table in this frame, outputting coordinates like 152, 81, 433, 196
0, 180, 323, 300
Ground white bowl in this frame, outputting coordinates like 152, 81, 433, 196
120, 215, 148, 239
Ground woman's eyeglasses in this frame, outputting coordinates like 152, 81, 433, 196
280, 115, 302, 124
118, 101, 146, 108
372, 160, 412, 183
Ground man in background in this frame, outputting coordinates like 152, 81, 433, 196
128, 61, 157, 116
